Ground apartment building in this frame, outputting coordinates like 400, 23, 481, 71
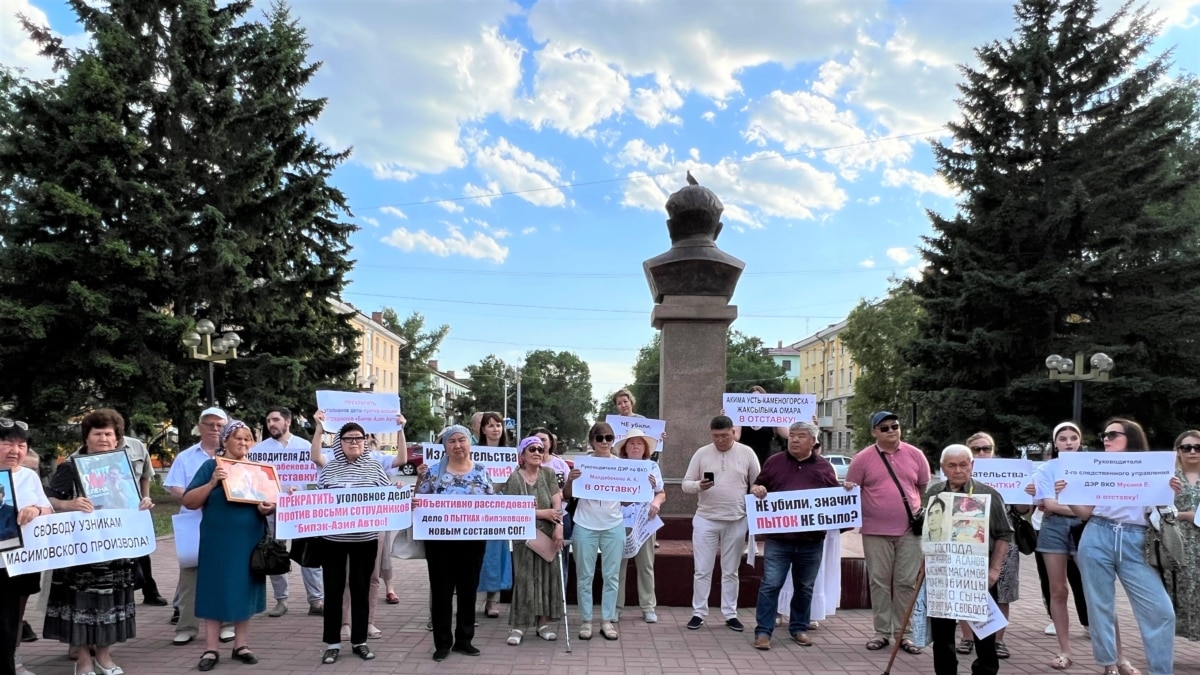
767, 319, 862, 454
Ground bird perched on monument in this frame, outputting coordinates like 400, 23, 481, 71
686, 170, 698, 186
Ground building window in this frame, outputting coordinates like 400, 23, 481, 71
783, 360, 792, 372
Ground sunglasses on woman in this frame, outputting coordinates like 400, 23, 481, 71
593, 434, 615, 443
1099, 430, 1127, 441
0, 418, 29, 430
1179, 444, 1200, 453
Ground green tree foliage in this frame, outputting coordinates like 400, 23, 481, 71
842, 283, 924, 450
623, 330, 787, 418
0, 0, 359, 438
519, 350, 594, 447
908, 0, 1200, 449
380, 308, 450, 441
456, 355, 514, 422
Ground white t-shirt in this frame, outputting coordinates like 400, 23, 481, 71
164, 443, 219, 513
1032, 457, 1061, 501
1, 466, 52, 570
1092, 504, 1149, 526
573, 455, 623, 531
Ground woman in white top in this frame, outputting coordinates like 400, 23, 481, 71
564, 421, 624, 641
1058, 417, 1181, 675
614, 429, 666, 624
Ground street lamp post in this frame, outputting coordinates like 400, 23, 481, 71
181, 319, 242, 407
1044, 352, 1115, 426
358, 374, 378, 392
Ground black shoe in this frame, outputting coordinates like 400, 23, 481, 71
726, 618, 745, 632
170, 608, 180, 625
198, 650, 219, 672
321, 648, 339, 664
352, 644, 375, 661
451, 643, 480, 656
432, 648, 449, 662
686, 616, 704, 630
20, 621, 37, 643
144, 595, 169, 606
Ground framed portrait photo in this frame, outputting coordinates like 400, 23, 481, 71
0, 468, 22, 552
74, 450, 140, 510
218, 458, 281, 505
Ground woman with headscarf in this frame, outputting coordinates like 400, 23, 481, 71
182, 420, 274, 672
1, 419, 52, 675
503, 436, 564, 645
306, 416, 394, 665
475, 411, 514, 619
44, 409, 153, 675
416, 424, 494, 661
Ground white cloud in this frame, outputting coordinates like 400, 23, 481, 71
492, 228, 511, 239
472, 137, 566, 207
621, 172, 670, 212
361, 216, 380, 228
886, 247, 914, 264
380, 206, 407, 219
463, 182, 501, 207
882, 167, 958, 199
701, 111, 716, 122
0, 0, 59, 80
859, 257, 876, 268
516, 43, 630, 135
521, 227, 537, 235
436, 200, 464, 214
689, 148, 701, 161
382, 225, 509, 263
630, 76, 684, 127
615, 139, 672, 171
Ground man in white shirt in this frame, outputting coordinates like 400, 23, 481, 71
123, 433, 168, 606
252, 407, 325, 617
164, 407, 233, 645
681, 415, 761, 632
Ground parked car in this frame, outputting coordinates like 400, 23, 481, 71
398, 443, 425, 475
825, 454, 852, 480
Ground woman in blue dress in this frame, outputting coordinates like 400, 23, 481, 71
183, 420, 275, 672
475, 412, 513, 618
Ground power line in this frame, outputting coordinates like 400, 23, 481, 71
360, 128, 946, 211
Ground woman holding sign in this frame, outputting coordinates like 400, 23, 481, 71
477, 412, 514, 619
44, 409, 152, 675
1058, 418, 1182, 675
1173, 429, 1200, 641
1, 421, 52, 675
564, 421, 624, 641
615, 429, 666, 624
503, 436, 564, 645
416, 424, 494, 662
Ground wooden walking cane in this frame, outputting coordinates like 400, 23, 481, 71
881, 563, 926, 675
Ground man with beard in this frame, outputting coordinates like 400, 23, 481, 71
251, 407, 325, 617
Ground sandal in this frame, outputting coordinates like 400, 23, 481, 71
900, 639, 922, 655
579, 623, 592, 640
995, 641, 1009, 659
956, 638, 973, 654
865, 637, 889, 651
231, 646, 258, 664
600, 621, 619, 640
1050, 654, 1073, 670
352, 645, 374, 661
385, 592, 400, 605
485, 600, 499, 618
366, 625, 382, 640
1117, 660, 1142, 675
198, 650, 220, 672
536, 624, 557, 641
321, 648, 339, 664
507, 629, 523, 646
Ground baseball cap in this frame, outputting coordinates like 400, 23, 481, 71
870, 411, 899, 428
199, 407, 229, 422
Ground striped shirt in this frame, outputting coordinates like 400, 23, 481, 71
318, 440, 392, 542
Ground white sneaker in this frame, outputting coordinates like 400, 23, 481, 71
643, 611, 658, 624
1044, 622, 1056, 635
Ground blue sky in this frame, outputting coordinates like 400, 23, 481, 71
5, 0, 1199, 403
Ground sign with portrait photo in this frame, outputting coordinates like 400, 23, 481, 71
922, 491, 992, 622
74, 451, 140, 510
218, 458, 281, 505
0, 468, 22, 553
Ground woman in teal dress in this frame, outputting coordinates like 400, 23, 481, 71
476, 412, 514, 618
183, 420, 275, 672
1174, 430, 1200, 641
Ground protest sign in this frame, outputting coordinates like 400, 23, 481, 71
412, 495, 535, 540
571, 456, 654, 502
605, 415, 666, 442
0, 469, 20, 552
315, 390, 402, 434
745, 487, 862, 535
74, 451, 140, 510
970, 458, 1034, 505
1055, 451, 1176, 506
247, 447, 318, 488
923, 491, 991, 621
276, 485, 413, 539
968, 594, 1009, 639
722, 393, 816, 427
173, 510, 201, 568
422, 443, 518, 482
621, 503, 664, 559
3, 509, 156, 575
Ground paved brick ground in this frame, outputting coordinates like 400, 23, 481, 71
16, 533, 1200, 674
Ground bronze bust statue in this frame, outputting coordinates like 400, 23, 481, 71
643, 174, 745, 304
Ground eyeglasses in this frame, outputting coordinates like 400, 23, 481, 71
199, 422, 226, 430
526, 446, 546, 453
341, 436, 366, 444
1178, 444, 1200, 453
593, 434, 615, 443
876, 423, 900, 432
969, 445, 992, 454
1099, 431, 1127, 441
0, 418, 28, 431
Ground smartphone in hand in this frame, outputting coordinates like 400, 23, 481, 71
703, 471, 715, 482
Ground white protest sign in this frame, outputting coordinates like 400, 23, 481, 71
968, 594, 1009, 639
1055, 451, 1176, 506
422, 443, 518, 482
745, 487, 862, 535
315, 390, 402, 434
722, 393, 816, 427
923, 492, 990, 556
970, 458, 1034, 505
605, 415, 666, 442
3, 509, 156, 575
924, 551, 990, 621
173, 510, 202, 568
412, 494, 535, 540
621, 503, 664, 558
276, 485, 413, 539
247, 448, 318, 488
571, 456, 654, 502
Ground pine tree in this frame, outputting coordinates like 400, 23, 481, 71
909, 0, 1200, 449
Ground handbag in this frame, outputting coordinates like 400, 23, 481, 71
250, 525, 291, 577
1144, 506, 1184, 578
289, 537, 324, 568
1010, 506, 1037, 555
391, 527, 425, 560
877, 445, 925, 536
524, 530, 558, 563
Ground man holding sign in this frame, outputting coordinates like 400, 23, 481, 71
748, 422, 840, 650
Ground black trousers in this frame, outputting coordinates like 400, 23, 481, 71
136, 554, 160, 599
1034, 551, 1089, 626
931, 584, 999, 675
320, 538, 378, 646
425, 540, 485, 652
1, 569, 39, 675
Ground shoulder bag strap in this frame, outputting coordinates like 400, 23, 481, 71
876, 444, 916, 522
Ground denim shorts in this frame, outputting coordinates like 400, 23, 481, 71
1036, 513, 1082, 555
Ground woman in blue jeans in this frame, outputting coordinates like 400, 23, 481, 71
1059, 417, 1182, 675
564, 421, 623, 641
